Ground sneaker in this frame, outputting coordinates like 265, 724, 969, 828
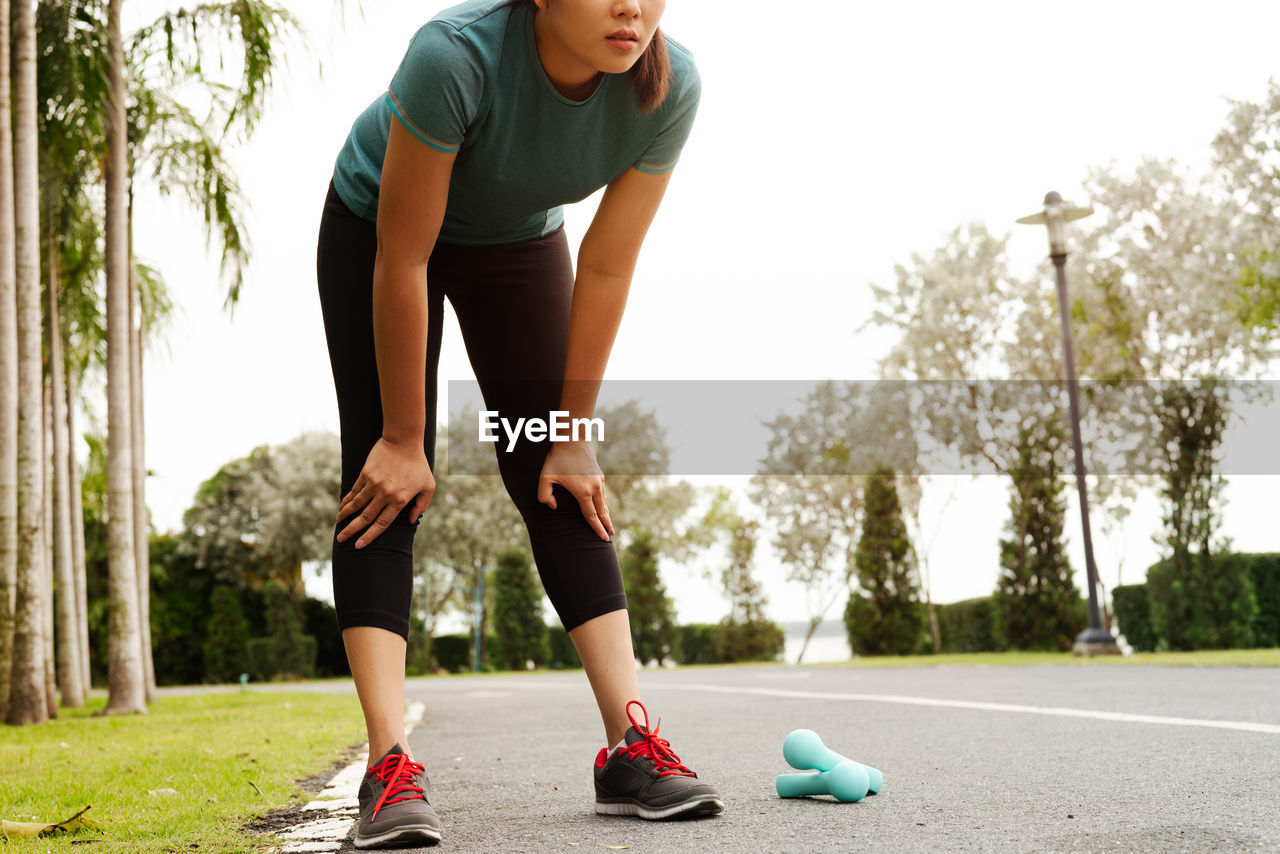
353, 743, 443, 849
593, 700, 724, 820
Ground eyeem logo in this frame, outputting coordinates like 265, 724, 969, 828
478, 411, 605, 452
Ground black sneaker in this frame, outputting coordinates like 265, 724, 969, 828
593, 701, 724, 820
353, 743, 443, 849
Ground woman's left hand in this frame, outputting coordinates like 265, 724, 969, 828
537, 441, 614, 542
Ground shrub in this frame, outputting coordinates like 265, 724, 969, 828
302, 597, 350, 677
993, 416, 1082, 652
1147, 552, 1255, 650
204, 585, 252, 683
1245, 554, 1280, 647
490, 547, 548, 670
547, 626, 582, 669
622, 529, 677, 665
246, 582, 317, 680
673, 621, 785, 665
850, 466, 927, 655
1112, 584, 1156, 652
433, 634, 471, 673
934, 597, 998, 653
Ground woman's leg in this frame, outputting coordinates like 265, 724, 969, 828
316, 182, 444, 762
570, 610, 641, 746
343, 627, 412, 761
437, 229, 632, 744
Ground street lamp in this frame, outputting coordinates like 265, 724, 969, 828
1017, 191, 1120, 656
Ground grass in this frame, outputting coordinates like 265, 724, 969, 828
0, 691, 366, 853
817, 647, 1280, 668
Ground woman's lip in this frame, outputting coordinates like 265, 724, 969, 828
606, 36, 638, 50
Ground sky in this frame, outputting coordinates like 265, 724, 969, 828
120, 0, 1280, 625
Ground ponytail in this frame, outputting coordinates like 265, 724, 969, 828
631, 27, 671, 115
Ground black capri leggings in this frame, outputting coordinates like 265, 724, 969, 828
315, 181, 627, 641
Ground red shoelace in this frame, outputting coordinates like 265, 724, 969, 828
366, 752, 426, 820
619, 700, 695, 778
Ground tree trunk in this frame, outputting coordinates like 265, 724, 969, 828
925, 592, 941, 655
66, 372, 90, 697
6, 0, 48, 726
48, 233, 83, 706
794, 616, 822, 665
0, 0, 17, 719
103, 0, 145, 715
42, 374, 58, 717
130, 256, 155, 702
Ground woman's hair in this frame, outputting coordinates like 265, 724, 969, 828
518, 0, 672, 114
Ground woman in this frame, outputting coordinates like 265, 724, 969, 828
316, 0, 719, 847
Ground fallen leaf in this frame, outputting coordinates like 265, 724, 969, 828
148, 788, 179, 797
2, 805, 103, 839
600, 846, 630, 851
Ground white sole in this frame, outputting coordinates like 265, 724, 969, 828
595, 797, 724, 820
352, 823, 443, 849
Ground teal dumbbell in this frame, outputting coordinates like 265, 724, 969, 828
783, 729, 883, 795
776, 761, 870, 803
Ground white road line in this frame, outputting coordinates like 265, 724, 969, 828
658, 683, 1280, 735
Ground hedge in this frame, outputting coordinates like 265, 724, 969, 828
1112, 584, 1156, 652
432, 634, 472, 673
1247, 554, 1280, 647
246, 635, 317, 681
934, 597, 998, 653
674, 621, 785, 665
547, 626, 583, 669
1148, 552, 1256, 650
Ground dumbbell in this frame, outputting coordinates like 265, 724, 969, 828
776, 761, 870, 803
783, 729, 883, 795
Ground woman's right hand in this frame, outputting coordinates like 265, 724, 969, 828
336, 437, 435, 549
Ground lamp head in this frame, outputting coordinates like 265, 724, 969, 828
1017, 191, 1094, 257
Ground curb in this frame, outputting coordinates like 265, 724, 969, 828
271, 700, 427, 852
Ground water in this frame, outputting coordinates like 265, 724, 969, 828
782, 621, 850, 665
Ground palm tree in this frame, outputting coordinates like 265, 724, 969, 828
7, 0, 49, 726
0, 0, 19, 717
103, 0, 146, 715
33, 0, 295, 706
47, 221, 85, 706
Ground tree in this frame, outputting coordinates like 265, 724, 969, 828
489, 547, 547, 671
0, 0, 16, 718
751, 381, 919, 663
592, 399, 699, 559
203, 586, 250, 684
993, 416, 1083, 651
844, 465, 926, 656
259, 580, 310, 678
47, 228, 84, 705
1072, 158, 1275, 636
416, 411, 528, 665
697, 488, 769, 625
863, 221, 1137, 648
1213, 77, 1280, 336
620, 528, 675, 666
182, 433, 341, 597
102, 0, 147, 716
6, 0, 49, 726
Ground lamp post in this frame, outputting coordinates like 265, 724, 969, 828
453, 563, 493, 673
1017, 192, 1120, 656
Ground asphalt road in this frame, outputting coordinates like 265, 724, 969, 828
311, 663, 1279, 853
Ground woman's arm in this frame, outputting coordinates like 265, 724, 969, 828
336, 120, 457, 548
536, 166, 675, 539
561, 165, 674, 413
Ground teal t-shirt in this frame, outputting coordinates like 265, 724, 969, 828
331, 0, 701, 245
